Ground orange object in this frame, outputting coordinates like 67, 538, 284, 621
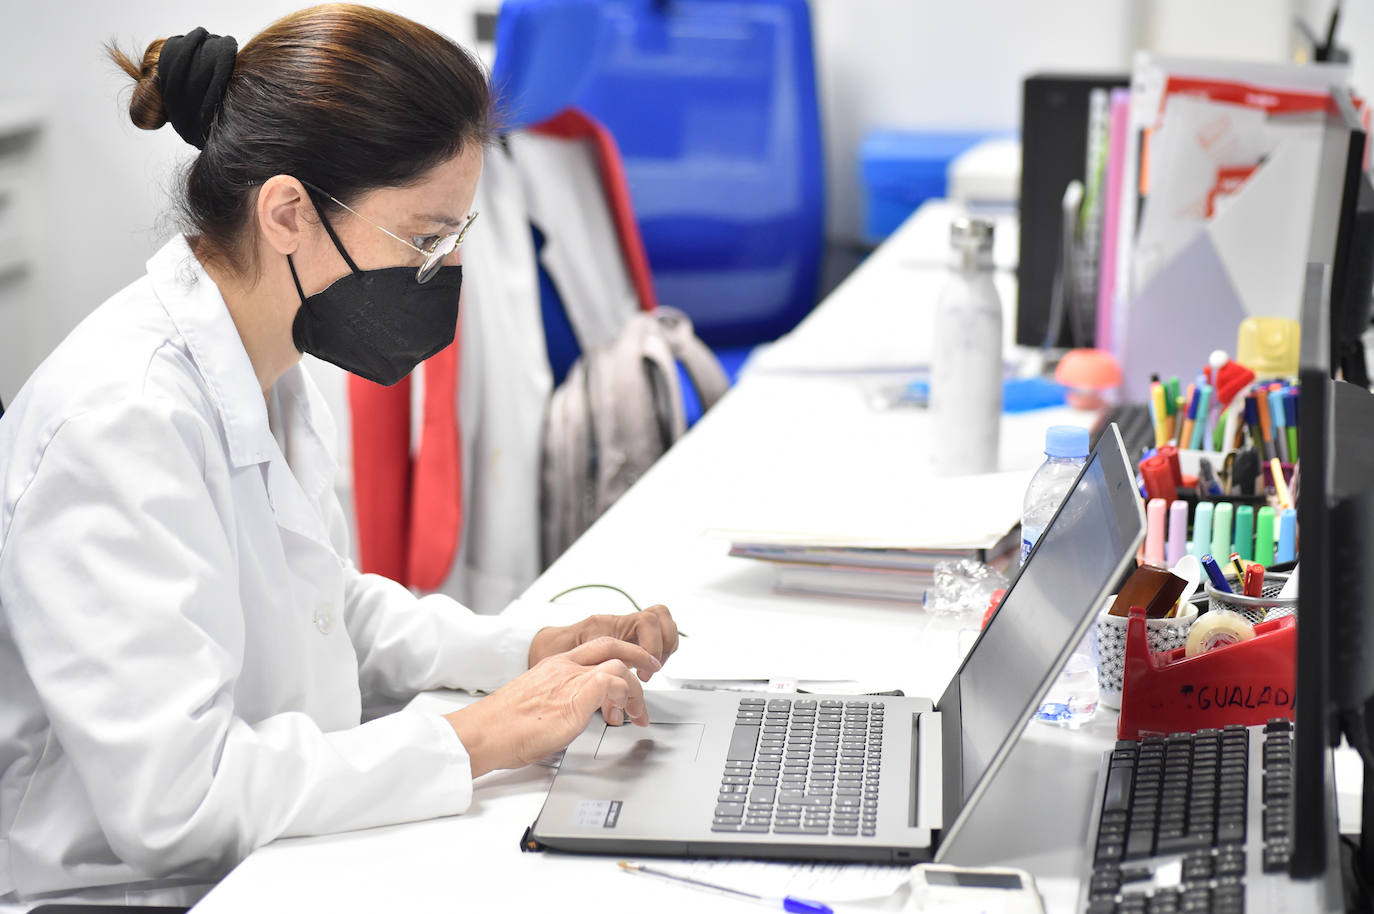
1117, 605, 1296, 739
1054, 349, 1123, 410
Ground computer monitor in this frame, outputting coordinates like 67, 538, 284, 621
1326, 91, 1374, 385
1288, 87, 1374, 886
1290, 94, 1374, 885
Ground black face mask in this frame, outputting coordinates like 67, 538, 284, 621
288, 211, 461, 387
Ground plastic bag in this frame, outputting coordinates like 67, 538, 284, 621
923, 559, 1009, 619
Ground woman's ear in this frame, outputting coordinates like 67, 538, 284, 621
256, 175, 311, 256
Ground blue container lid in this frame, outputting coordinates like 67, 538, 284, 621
1045, 425, 1089, 458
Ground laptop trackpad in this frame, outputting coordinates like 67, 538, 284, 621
594, 722, 705, 765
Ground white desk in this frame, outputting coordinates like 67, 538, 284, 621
192, 202, 1357, 913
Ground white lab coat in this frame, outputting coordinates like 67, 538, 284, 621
0, 236, 542, 909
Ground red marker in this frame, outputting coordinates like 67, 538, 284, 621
1244, 563, 1265, 598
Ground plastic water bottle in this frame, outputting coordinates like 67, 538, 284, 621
1022, 425, 1098, 727
929, 217, 1002, 476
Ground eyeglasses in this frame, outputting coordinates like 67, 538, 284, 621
300, 179, 478, 284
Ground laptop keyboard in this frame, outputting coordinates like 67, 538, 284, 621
1085, 721, 1295, 914
712, 697, 883, 837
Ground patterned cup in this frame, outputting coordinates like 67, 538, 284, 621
1094, 596, 1199, 710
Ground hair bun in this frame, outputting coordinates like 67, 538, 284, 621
157, 27, 238, 150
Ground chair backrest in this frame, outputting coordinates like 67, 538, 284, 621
493, 0, 825, 347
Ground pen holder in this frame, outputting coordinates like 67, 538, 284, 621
1203, 572, 1295, 627
1117, 604, 1296, 740
1095, 598, 1198, 711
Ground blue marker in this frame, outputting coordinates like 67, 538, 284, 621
1190, 384, 1213, 450
1276, 508, 1298, 563
1191, 502, 1215, 558
1268, 388, 1289, 463
1201, 553, 1235, 594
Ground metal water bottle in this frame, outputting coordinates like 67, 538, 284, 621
930, 217, 1002, 475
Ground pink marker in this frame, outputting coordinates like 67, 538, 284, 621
1166, 500, 1189, 567
1145, 498, 1167, 566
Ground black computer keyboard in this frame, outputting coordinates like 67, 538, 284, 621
1084, 720, 1295, 914
712, 697, 883, 837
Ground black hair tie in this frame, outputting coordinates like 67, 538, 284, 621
157, 27, 238, 149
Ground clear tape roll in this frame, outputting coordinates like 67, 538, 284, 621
1185, 609, 1256, 658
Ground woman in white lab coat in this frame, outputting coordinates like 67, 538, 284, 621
0, 6, 677, 909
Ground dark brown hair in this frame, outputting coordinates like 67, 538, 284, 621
108, 4, 492, 274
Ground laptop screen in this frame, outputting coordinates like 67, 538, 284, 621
938, 428, 1144, 822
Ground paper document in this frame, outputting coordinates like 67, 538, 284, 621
708, 469, 1029, 550
639, 858, 912, 905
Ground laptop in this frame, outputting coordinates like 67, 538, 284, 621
526, 425, 1146, 863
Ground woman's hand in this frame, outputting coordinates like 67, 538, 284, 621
444, 636, 660, 777
527, 604, 680, 676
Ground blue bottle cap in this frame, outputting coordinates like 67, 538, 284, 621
1045, 425, 1089, 458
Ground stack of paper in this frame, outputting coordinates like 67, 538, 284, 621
713, 470, 1028, 603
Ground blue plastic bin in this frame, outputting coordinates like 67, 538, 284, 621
859, 130, 993, 244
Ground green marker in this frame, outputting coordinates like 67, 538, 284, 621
1255, 506, 1277, 566
1212, 502, 1235, 560
1233, 505, 1255, 561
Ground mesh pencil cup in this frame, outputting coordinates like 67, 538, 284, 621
1203, 572, 1295, 627
1095, 596, 1199, 710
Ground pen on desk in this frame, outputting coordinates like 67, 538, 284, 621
1201, 554, 1234, 594
1244, 563, 1266, 598
618, 861, 833, 914
1229, 552, 1247, 582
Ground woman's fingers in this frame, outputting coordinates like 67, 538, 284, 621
567, 635, 660, 676
642, 604, 679, 660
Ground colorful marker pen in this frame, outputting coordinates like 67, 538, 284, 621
1284, 390, 1299, 461
1276, 508, 1298, 563
1255, 506, 1277, 566
1256, 386, 1274, 459
1151, 382, 1169, 448
1211, 502, 1235, 560
1233, 505, 1255, 562
1271, 458, 1292, 509
1201, 554, 1235, 594
1191, 502, 1215, 559
1190, 385, 1212, 451
1167, 500, 1190, 567
1268, 388, 1289, 463
1244, 563, 1266, 599
1180, 385, 1200, 451
1146, 498, 1167, 566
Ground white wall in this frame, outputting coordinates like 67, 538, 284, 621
1, 0, 1370, 403
0, 1, 491, 403
811, 0, 1319, 245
